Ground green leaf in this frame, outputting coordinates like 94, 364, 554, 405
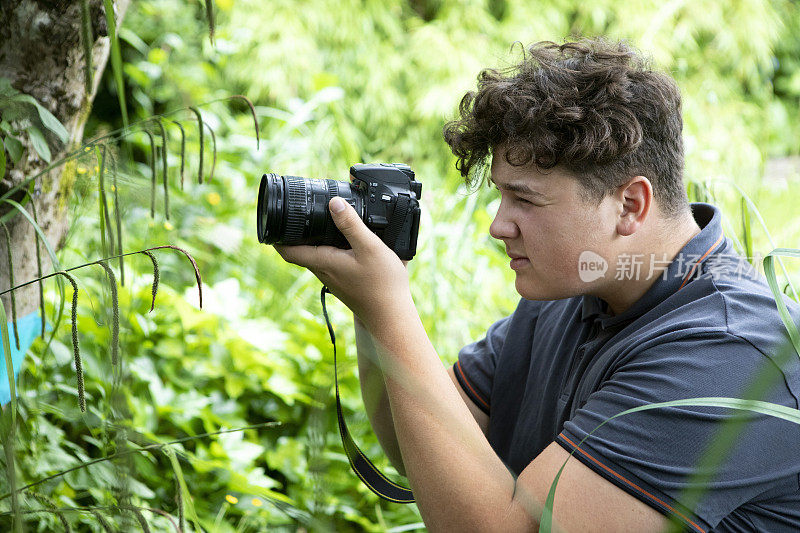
0, 137, 6, 177
763, 249, 800, 358
26, 125, 51, 163
0, 299, 16, 422
3, 136, 22, 164
103, 0, 128, 128
9, 92, 68, 144
164, 446, 204, 532
32, 101, 69, 144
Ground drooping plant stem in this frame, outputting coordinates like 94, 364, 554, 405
1, 222, 19, 349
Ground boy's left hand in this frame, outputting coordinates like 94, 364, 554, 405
274, 196, 412, 325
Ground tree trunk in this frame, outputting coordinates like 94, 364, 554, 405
0, 0, 130, 320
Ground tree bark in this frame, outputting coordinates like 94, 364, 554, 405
0, 0, 130, 319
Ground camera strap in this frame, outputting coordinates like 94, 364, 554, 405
320, 286, 415, 504
384, 195, 410, 250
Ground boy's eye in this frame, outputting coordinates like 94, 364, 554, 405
495, 185, 536, 206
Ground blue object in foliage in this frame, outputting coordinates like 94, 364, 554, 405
1, 311, 43, 404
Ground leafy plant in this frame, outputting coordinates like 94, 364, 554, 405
0, 78, 70, 165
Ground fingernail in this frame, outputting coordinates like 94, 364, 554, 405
330, 197, 346, 213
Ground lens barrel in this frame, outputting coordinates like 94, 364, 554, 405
257, 173, 362, 248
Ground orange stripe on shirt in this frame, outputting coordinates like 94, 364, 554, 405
678, 233, 724, 291
558, 433, 706, 533
455, 360, 490, 410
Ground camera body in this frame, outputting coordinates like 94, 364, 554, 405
348, 163, 422, 260
257, 163, 422, 260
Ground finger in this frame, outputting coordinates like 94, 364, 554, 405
274, 244, 322, 269
329, 197, 380, 253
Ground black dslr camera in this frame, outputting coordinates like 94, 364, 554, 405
257, 163, 422, 260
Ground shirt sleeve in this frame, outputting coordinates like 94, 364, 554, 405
454, 299, 534, 415
555, 331, 800, 532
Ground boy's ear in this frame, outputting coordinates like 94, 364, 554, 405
615, 176, 652, 237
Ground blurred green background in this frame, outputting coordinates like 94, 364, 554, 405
5, 0, 800, 530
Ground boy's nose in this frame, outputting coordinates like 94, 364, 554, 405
489, 210, 519, 241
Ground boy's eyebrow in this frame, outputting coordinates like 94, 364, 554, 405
489, 176, 548, 198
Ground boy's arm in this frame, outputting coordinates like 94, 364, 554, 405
355, 314, 490, 478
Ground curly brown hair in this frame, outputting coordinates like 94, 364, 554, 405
442, 38, 688, 217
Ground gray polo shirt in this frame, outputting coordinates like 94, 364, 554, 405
454, 203, 800, 532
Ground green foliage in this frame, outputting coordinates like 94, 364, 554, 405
2, 0, 799, 530
0, 78, 69, 164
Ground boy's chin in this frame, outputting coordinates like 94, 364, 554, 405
515, 277, 587, 301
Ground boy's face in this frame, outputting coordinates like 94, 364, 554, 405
488, 149, 620, 300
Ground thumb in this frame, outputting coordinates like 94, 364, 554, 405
329, 196, 377, 250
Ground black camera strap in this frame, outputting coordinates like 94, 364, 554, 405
320, 286, 415, 503
384, 195, 410, 251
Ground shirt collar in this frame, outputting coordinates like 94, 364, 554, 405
581, 203, 727, 329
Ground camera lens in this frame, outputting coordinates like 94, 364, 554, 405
257, 173, 363, 248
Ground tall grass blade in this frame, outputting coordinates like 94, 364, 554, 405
1, 298, 16, 418
171, 121, 186, 190
667, 338, 800, 532
80, 0, 93, 94
164, 446, 202, 532
0, 296, 21, 533
155, 118, 169, 219
94, 261, 119, 367
173, 473, 185, 532
189, 107, 204, 184
96, 146, 116, 257
102, 0, 128, 127
96, 145, 109, 258
1, 222, 20, 349
542, 393, 800, 533
763, 249, 800, 357
740, 197, 753, 263
27, 199, 45, 338
714, 179, 799, 303
145, 130, 156, 218
112, 156, 124, 285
